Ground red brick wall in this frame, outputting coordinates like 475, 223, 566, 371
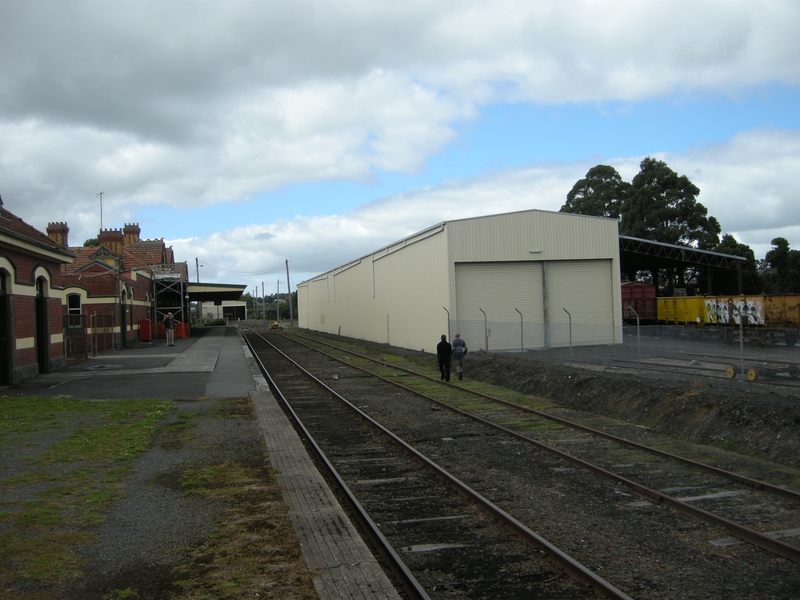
1, 248, 68, 382
61, 270, 157, 348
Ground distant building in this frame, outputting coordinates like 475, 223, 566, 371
0, 198, 74, 384
199, 300, 247, 321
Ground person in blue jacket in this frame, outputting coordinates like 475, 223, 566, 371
452, 333, 468, 380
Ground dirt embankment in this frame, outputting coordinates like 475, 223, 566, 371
464, 353, 800, 468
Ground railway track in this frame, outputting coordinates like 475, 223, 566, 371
242, 328, 629, 599
578, 351, 800, 389
245, 326, 800, 597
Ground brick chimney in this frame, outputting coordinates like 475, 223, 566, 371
46, 222, 69, 247
123, 223, 141, 245
98, 228, 124, 256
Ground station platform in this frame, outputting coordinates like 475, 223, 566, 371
8, 326, 400, 599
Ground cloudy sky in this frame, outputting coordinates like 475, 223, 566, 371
2, 0, 799, 295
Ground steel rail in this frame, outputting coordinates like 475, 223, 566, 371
277, 329, 800, 565
242, 331, 431, 600
544, 350, 800, 388
244, 329, 634, 600
600, 357, 800, 388
285, 330, 800, 503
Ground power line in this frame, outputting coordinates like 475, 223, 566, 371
199, 261, 286, 275
198, 260, 319, 277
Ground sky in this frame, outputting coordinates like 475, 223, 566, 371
1, 0, 799, 296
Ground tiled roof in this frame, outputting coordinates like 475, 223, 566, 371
63, 246, 106, 273
123, 240, 165, 270
65, 239, 168, 273
0, 206, 74, 260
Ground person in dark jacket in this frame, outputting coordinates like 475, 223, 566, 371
164, 312, 175, 346
436, 334, 452, 382
452, 333, 468, 380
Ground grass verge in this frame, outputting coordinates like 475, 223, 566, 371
2, 395, 318, 600
0, 396, 172, 595
172, 457, 317, 600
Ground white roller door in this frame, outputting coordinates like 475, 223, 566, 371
455, 259, 614, 351
547, 259, 614, 347
455, 262, 544, 352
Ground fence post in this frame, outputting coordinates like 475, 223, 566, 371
739, 303, 745, 390
563, 308, 572, 368
479, 308, 488, 354
628, 306, 641, 376
514, 308, 523, 354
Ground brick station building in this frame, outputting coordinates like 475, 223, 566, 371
0, 198, 75, 385
47, 222, 188, 351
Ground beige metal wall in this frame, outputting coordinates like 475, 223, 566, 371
447, 209, 618, 263
297, 226, 451, 351
446, 210, 621, 350
298, 209, 621, 352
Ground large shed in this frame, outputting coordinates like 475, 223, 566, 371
297, 209, 622, 353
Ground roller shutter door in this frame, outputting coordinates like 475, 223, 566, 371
455, 262, 544, 351
547, 259, 614, 347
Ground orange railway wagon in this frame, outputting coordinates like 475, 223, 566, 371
621, 282, 657, 323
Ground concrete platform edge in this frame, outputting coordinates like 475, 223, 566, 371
241, 333, 402, 600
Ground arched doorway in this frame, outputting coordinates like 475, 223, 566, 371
0, 270, 12, 384
35, 277, 49, 375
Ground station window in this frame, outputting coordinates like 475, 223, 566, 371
67, 294, 81, 315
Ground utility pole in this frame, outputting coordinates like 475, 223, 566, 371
276, 280, 280, 322
261, 282, 265, 320
195, 257, 200, 283
97, 191, 104, 230
285, 259, 293, 324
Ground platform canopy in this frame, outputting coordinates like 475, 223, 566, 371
186, 282, 247, 304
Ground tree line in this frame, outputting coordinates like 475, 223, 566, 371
560, 158, 799, 296
242, 291, 298, 320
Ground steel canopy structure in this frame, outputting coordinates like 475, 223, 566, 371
186, 282, 247, 304
619, 235, 747, 294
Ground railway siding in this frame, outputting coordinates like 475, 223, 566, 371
251, 328, 800, 599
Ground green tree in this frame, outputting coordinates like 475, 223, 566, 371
560, 165, 630, 219
83, 238, 99, 246
762, 237, 800, 294
620, 157, 720, 248
620, 158, 722, 294
711, 234, 761, 295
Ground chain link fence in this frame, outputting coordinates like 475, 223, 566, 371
467, 321, 800, 388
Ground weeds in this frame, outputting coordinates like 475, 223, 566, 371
0, 396, 173, 591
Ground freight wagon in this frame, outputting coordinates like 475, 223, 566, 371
621, 282, 657, 323
621, 283, 800, 346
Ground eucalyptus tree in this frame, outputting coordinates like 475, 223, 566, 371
560, 164, 630, 219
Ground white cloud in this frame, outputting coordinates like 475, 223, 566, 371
1, 0, 798, 291
1, 0, 798, 222
662, 129, 800, 242
167, 128, 800, 292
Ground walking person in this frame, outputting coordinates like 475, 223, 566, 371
452, 333, 468, 380
436, 334, 452, 382
164, 312, 175, 346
